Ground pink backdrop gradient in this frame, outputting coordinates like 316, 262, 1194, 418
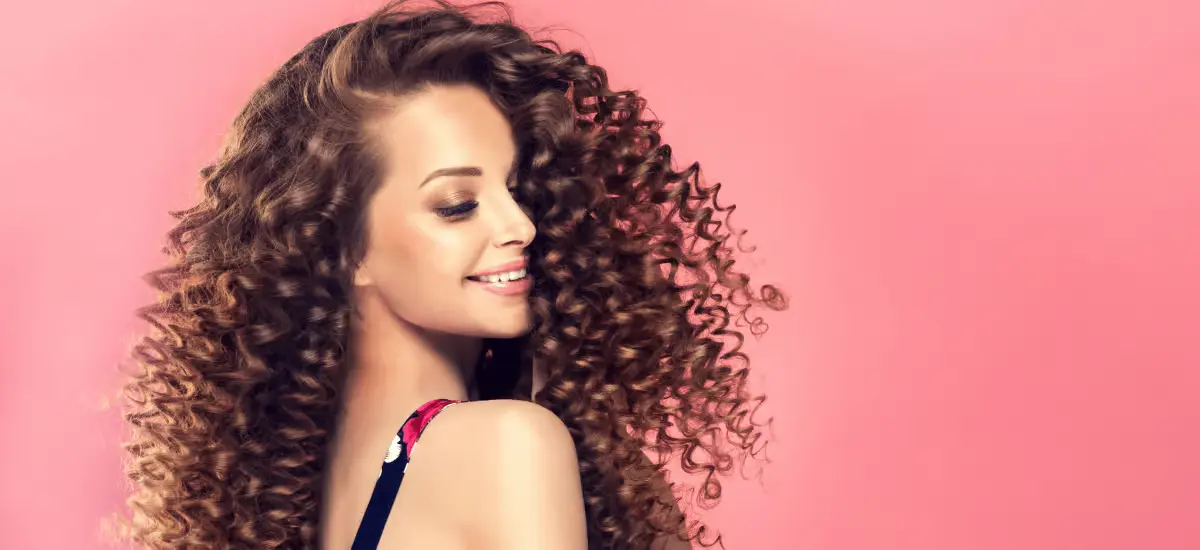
1, 0, 1197, 548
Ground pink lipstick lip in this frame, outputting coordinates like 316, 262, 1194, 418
467, 258, 528, 278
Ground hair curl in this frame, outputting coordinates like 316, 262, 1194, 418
120, 1, 786, 548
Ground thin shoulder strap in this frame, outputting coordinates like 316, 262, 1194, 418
350, 399, 459, 550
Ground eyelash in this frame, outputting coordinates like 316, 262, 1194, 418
435, 200, 478, 220
434, 188, 520, 221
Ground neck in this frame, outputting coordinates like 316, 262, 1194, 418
342, 287, 481, 423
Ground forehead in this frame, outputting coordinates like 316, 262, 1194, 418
371, 84, 517, 184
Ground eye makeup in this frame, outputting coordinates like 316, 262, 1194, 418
433, 191, 478, 220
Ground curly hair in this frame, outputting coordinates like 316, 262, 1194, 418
120, 1, 787, 548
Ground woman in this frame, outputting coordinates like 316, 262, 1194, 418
121, 1, 786, 548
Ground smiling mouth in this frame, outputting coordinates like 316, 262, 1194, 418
465, 267, 528, 284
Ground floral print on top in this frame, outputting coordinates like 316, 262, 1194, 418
351, 398, 460, 550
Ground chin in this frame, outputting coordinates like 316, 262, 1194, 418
484, 320, 533, 340
476, 311, 533, 340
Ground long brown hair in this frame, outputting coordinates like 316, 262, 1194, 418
121, 1, 786, 548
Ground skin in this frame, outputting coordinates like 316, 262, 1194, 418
319, 85, 689, 550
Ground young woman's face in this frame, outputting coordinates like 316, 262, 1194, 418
354, 84, 536, 338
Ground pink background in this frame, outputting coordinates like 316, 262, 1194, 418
1, 0, 1197, 548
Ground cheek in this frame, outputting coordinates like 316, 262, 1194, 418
369, 222, 464, 288
417, 223, 479, 280
363, 221, 481, 321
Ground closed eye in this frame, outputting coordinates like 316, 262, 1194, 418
435, 200, 478, 219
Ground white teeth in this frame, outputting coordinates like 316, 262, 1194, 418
475, 269, 527, 284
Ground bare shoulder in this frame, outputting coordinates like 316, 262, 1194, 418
407, 399, 587, 549
443, 398, 573, 446
413, 399, 579, 481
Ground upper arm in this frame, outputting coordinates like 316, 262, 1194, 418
405, 399, 587, 550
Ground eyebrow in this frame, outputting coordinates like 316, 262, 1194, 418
419, 166, 483, 187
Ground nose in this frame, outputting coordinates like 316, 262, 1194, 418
493, 196, 536, 248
